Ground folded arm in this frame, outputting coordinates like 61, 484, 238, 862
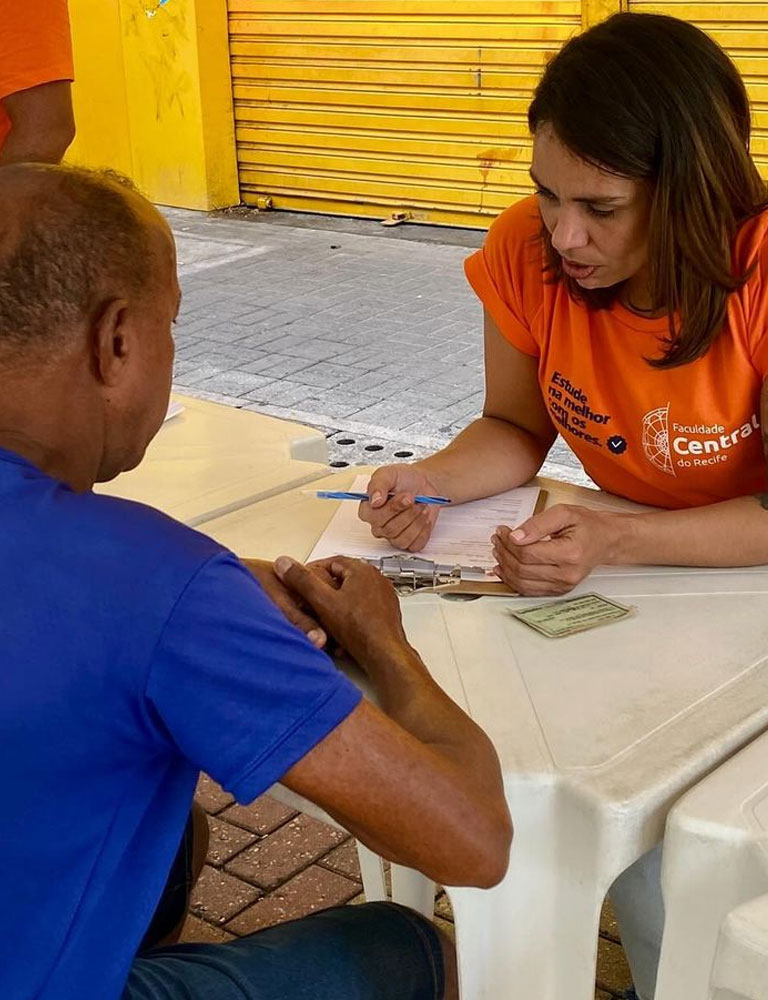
276, 556, 513, 889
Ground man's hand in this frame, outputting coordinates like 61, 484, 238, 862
241, 558, 327, 649
358, 464, 444, 552
274, 555, 409, 670
491, 504, 623, 595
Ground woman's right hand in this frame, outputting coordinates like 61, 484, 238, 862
358, 463, 444, 552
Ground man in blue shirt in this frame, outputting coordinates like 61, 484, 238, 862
0, 163, 512, 1000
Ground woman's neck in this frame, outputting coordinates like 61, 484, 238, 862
620, 267, 666, 318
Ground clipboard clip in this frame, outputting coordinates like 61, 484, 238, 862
373, 556, 467, 595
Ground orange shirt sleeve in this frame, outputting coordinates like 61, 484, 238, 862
0, 0, 74, 101
464, 196, 545, 357
737, 212, 768, 377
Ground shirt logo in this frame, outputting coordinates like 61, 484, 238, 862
641, 404, 675, 476
642, 404, 760, 473
607, 435, 627, 455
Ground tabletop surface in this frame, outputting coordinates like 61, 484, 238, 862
94, 394, 330, 525
202, 468, 768, 816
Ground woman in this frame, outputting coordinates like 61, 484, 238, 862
361, 12, 768, 600
359, 12, 768, 999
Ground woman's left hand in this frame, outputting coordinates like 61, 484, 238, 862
491, 504, 621, 596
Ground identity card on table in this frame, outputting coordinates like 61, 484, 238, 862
510, 593, 634, 638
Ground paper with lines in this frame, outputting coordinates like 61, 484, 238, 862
308, 474, 542, 576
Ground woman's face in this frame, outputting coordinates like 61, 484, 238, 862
531, 125, 652, 296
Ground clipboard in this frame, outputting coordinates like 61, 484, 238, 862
367, 489, 548, 597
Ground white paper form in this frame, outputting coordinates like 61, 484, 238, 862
308, 474, 542, 578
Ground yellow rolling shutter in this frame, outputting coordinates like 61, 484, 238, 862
627, 2, 768, 179
227, 1, 581, 227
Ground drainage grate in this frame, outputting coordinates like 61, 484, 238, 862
326, 431, 428, 468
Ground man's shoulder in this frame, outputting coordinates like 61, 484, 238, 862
52, 486, 227, 591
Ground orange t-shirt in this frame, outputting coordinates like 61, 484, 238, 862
0, 0, 74, 152
465, 196, 768, 509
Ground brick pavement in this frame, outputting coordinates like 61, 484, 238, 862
188, 777, 634, 998
169, 207, 626, 997
168, 207, 591, 485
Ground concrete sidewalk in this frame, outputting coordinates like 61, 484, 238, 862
169, 205, 623, 998
168, 206, 591, 484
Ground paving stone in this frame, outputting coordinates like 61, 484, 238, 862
317, 839, 362, 881
254, 334, 344, 363
188, 371, 275, 398
298, 394, 384, 422
600, 898, 621, 942
221, 795, 298, 836
175, 361, 226, 385
238, 354, 325, 378
226, 865, 360, 935
344, 400, 425, 432
178, 914, 236, 944
595, 936, 634, 995
243, 383, 314, 407
434, 892, 454, 922
225, 814, 348, 889
194, 774, 234, 814
189, 865, 261, 925
434, 915, 455, 941
182, 340, 270, 364
207, 818, 258, 867
289, 360, 370, 389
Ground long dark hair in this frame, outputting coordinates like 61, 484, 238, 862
527, 12, 767, 368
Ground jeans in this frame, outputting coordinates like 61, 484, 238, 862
124, 901, 445, 1000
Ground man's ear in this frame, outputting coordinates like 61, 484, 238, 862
92, 298, 130, 386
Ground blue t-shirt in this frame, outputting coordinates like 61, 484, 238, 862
0, 448, 362, 999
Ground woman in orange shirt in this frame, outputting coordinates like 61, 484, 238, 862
360, 13, 768, 1000
361, 12, 768, 601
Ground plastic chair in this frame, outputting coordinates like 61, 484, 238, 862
655, 731, 768, 1000
709, 893, 768, 999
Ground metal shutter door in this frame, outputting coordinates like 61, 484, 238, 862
627, 2, 768, 179
227, 1, 581, 227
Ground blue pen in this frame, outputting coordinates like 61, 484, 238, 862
305, 490, 451, 506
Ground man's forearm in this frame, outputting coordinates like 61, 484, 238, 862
363, 638, 504, 803
611, 495, 768, 567
416, 415, 550, 503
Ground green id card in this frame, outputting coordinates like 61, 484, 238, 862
510, 592, 633, 638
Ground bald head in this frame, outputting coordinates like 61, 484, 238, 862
0, 164, 166, 363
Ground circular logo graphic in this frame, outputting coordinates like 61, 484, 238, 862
607, 435, 627, 455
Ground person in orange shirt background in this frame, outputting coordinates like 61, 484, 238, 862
0, 0, 75, 164
359, 12, 768, 1000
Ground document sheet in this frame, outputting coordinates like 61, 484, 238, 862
308, 474, 543, 577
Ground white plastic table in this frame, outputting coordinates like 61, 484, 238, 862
95, 394, 330, 525
654, 730, 768, 1000
201, 471, 768, 1000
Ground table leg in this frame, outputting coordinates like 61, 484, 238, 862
443, 786, 618, 1000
